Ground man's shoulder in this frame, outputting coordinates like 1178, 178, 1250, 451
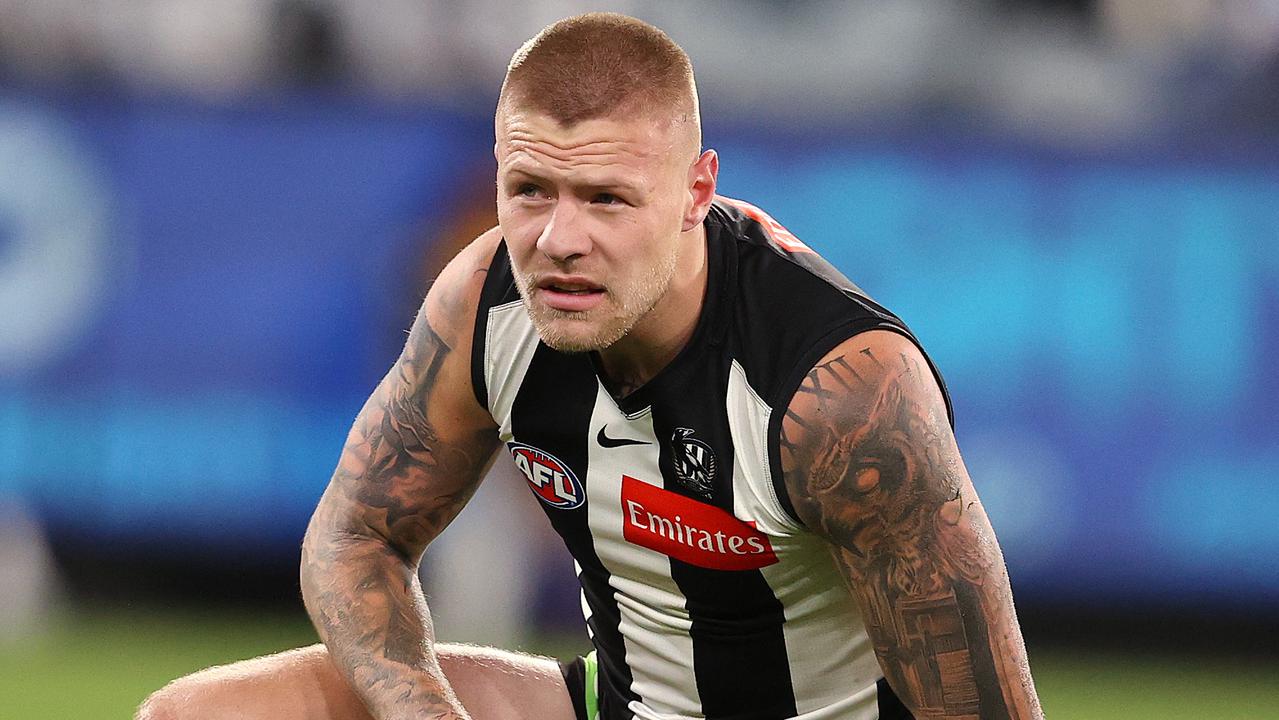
425, 226, 504, 347
711, 198, 920, 407
710, 196, 871, 302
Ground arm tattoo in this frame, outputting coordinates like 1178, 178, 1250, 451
302, 307, 497, 720
345, 319, 480, 554
782, 340, 1041, 719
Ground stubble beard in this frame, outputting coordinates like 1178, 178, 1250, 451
513, 250, 679, 353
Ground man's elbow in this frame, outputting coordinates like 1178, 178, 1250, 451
298, 517, 323, 578
298, 516, 349, 608
298, 520, 398, 596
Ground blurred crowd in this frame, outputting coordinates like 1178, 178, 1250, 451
1, 0, 1278, 143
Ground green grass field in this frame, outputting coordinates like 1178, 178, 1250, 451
2, 607, 1275, 719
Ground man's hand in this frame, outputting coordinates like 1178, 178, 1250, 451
300, 232, 502, 720
780, 329, 1043, 719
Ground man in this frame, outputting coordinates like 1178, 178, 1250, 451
140, 13, 1042, 720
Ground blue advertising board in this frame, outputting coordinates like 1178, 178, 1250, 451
1, 90, 1275, 608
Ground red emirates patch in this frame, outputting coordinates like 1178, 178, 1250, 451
621, 475, 778, 571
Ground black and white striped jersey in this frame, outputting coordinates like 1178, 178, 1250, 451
470, 197, 949, 720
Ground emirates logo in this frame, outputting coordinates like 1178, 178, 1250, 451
621, 475, 777, 571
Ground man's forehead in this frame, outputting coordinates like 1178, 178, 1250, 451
499, 109, 669, 149
497, 106, 696, 162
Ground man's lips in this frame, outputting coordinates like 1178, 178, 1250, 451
536, 276, 605, 312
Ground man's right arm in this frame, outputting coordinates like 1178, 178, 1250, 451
300, 231, 502, 720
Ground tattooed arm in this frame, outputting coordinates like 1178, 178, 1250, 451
300, 231, 503, 720
780, 330, 1042, 719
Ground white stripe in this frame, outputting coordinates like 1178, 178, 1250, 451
584, 386, 702, 718
725, 361, 883, 719
483, 299, 538, 442
725, 360, 800, 535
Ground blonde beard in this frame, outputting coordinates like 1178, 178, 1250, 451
513, 250, 679, 353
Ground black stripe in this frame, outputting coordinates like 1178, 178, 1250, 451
470, 240, 517, 411
649, 361, 797, 720
876, 677, 915, 719
559, 656, 590, 720
508, 344, 638, 720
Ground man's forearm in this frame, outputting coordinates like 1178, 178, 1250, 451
301, 530, 468, 720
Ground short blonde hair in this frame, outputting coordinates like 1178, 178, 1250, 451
498, 13, 700, 141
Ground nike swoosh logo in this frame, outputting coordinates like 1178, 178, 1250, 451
597, 426, 650, 448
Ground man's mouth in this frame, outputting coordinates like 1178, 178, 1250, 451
537, 277, 606, 312
546, 283, 599, 295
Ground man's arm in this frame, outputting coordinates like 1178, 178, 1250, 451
300, 233, 502, 720
779, 330, 1042, 719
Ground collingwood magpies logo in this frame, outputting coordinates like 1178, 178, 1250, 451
672, 428, 716, 498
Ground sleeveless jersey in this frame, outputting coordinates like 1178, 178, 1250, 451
471, 197, 950, 720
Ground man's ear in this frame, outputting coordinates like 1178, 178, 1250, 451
683, 149, 719, 232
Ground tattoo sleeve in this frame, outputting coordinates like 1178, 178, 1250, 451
780, 331, 1042, 719
300, 289, 499, 720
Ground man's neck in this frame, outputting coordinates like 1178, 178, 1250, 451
595, 225, 708, 397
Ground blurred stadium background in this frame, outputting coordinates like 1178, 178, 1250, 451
1, 1, 1277, 717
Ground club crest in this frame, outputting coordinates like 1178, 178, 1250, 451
672, 427, 716, 498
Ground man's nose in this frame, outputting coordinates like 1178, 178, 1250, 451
536, 201, 592, 263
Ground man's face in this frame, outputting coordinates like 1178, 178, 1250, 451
495, 108, 694, 353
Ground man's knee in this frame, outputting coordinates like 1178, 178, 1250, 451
135, 676, 197, 720
133, 644, 348, 720
135, 642, 573, 720
435, 643, 575, 720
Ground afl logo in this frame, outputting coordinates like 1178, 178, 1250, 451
509, 443, 585, 510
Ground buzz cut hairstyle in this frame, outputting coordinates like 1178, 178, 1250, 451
499, 13, 700, 140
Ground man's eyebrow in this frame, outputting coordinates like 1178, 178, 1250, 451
502, 166, 549, 183
578, 178, 645, 195
502, 165, 646, 194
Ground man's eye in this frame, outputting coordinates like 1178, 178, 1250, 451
516, 183, 543, 198
593, 193, 621, 205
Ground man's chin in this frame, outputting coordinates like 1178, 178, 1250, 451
536, 327, 616, 354
540, 337, 603, 354
531, 314, 627, 354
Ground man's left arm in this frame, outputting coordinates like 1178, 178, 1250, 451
779, 329, 1043, 719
